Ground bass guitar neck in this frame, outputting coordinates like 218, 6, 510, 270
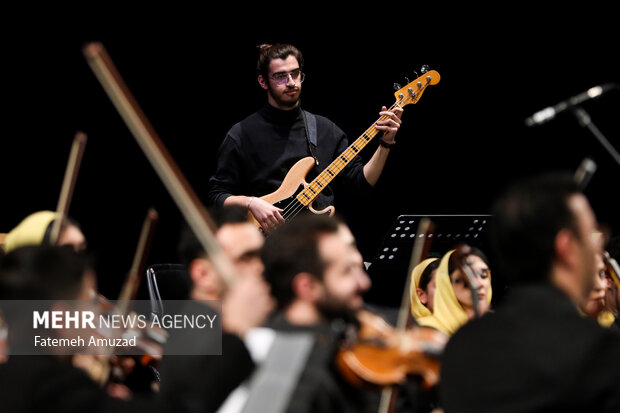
251, 70, 441, 229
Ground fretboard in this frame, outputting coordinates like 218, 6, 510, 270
295, 104, 401, 206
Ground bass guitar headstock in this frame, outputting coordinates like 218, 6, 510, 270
393, 68, 440, 107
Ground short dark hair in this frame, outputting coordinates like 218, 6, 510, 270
490, 172, 582, 284
419, 259, 440, 292
256, 43, 304, 78
0, 245, 91, 300
261, 214, 339, 310
177, 205, 250, 268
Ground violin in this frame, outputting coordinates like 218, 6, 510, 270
85, 208, 163, 388
335, 218, 447, 413
34, 130, 163, 392
88, 286, 167, 365
73, 291, 166, 393
603, 251, 620, 289
601, 250, 620, 327
336, 309, 446, 389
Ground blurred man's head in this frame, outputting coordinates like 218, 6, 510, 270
0, 245, 94, 301
261, 215, 371, 324
491, 172, 601, 304
178, 205, 264, 300
0, 245, 94, 344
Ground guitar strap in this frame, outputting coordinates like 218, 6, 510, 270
302, 110, 319, 166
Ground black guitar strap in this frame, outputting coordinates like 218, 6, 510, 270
302, 110, 319, 166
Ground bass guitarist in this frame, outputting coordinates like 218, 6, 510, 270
206, 43, 403, 233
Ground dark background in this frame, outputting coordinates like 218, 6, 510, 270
3, 21, 619, 305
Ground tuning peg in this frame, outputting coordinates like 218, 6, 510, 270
393, 83, 402, 91
420, 65, 430, 74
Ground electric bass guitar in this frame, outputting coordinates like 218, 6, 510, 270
250, 70, 440, 228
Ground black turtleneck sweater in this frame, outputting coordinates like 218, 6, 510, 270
206, 104, 372, 210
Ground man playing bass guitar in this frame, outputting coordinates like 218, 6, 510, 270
206, 43, 403, 233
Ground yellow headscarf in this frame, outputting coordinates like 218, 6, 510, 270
410, 258, 438, 319
4, 211, 58, 253
418, 250, 493, 336
410, 257, 449, 333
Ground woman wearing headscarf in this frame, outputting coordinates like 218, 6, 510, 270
410, 258, 440, 323
416, 248, 492, 336
4, 210, 86, 252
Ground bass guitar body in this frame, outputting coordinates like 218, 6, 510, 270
248, 157, 335, 228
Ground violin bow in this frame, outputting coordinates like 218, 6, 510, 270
117, 208, 159, 306
378, 217, 434, 413
453, 244, 482, 319
49, 131, 87, 245
83, 42, 238, 290
398, 218, 435, 329
97, 208, 159, 387
51, 135, 160, 386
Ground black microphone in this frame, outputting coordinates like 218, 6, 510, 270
525, 83, 618, 127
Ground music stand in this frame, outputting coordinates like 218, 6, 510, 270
139, 263, 191, 314
364, 214, 492, 308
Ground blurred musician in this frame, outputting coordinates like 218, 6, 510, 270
440, 172, 620, 412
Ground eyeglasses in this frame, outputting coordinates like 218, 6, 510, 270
270, 69, 305, 85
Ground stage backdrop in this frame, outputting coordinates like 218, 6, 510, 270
3, 28, 619, 304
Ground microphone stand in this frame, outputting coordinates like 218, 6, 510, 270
571, 106, 620, 167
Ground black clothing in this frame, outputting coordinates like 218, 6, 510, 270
0, 356, 157, 413
265, 313, 371, 413
439, 285, 620, 413
265, 312, 435, 413
157, 303, 255, 413
206, 104, 372, 210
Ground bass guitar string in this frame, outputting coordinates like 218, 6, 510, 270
279, 79, 429, 223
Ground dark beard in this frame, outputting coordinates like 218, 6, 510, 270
316, 292, 360, 326
268, 86, 300, 109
